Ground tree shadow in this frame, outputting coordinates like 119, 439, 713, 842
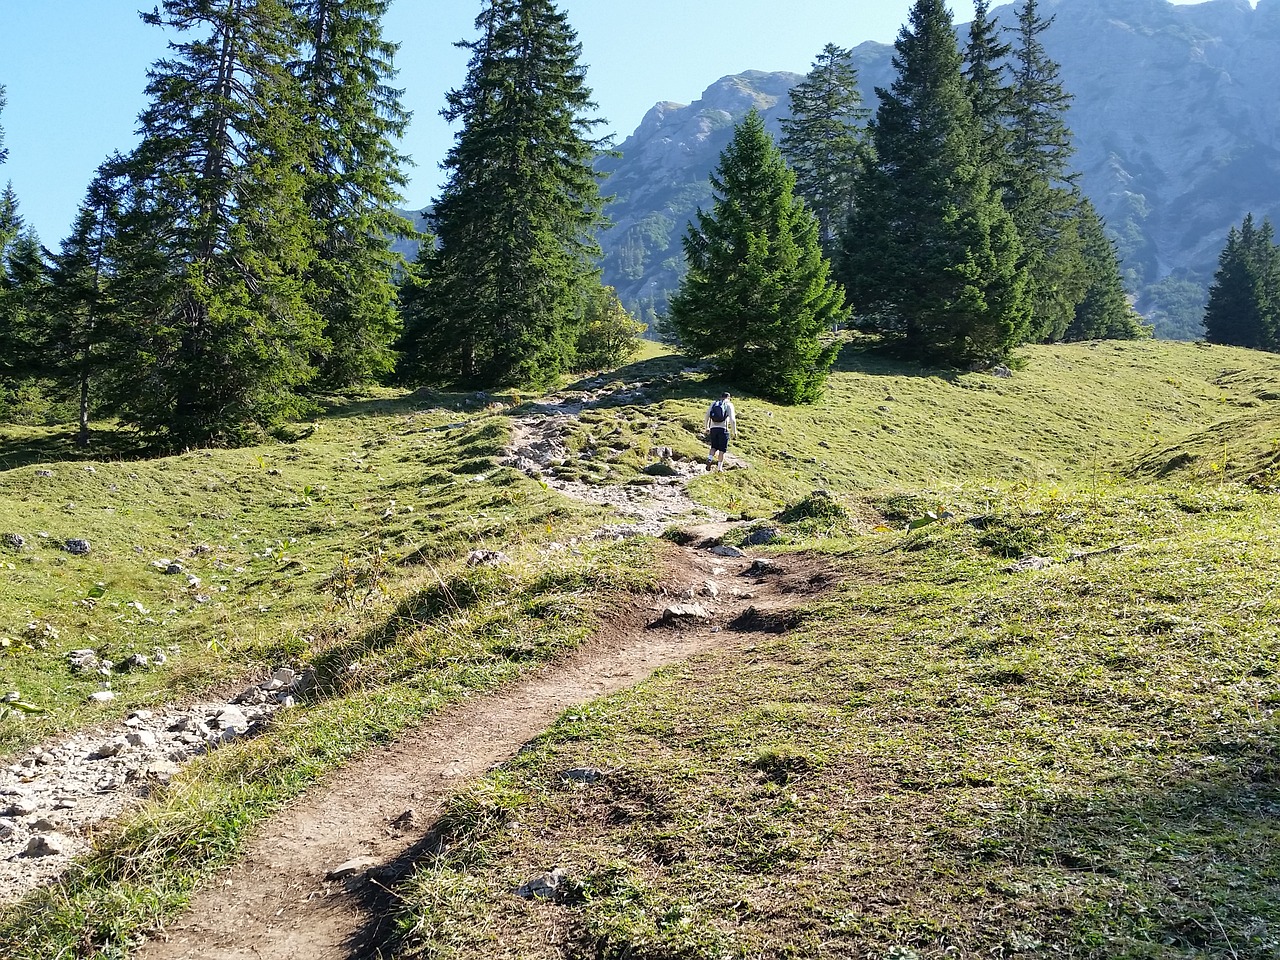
832, 337, 963, 381
0, 426, 155, 472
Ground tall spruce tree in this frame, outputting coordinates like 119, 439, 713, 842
112, 0, 322, 445
963, 0, 1012, 173
1004, 0, 1087, 342
403, 0, 607, 389
843, 0, 1029, 364
1204, 214, 1280, 350
670, 110, 843, 404
40, 166, 128, 445
290, 0, 413, 386
779, 44, 869, 258
1065, 199, 1147, 341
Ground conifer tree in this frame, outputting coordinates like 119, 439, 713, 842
963, 0, 1012, 173
1004, 0, 1087, 342
403, 0, 607, 389
1204, 214, 1280, 350
0, 184, 48, 383
39, 166, 128, 445
112, 0, 322, 445
290, 0, 413, 386
670, 110, 843, 404
843, 0, 1029, 364
1065, 199, 1148, 341
780, 44, 869, 257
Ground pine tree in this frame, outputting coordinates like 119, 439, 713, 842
0, 184, 48, 383
111, 0, 323, 446
670, 110, 843, 404
963, 0, 1012, 173
38, 165, 129, 445
403, 0, 608, 390
290, 0, 413, 386
1204, 214, 1280, 350
779, 44, 869, 258
1065, 199, 1148, 341
843, 0, 1029, 364
1004, 0, 1087, 342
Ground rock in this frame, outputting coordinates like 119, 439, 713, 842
126, 731, 158, 749
67, 649, 100, 673
2, 798, 37, 817
749, 558, 781, 575
63, 538, 91, 555
701, 581, 720, 599
559, 767, 605, 784
24, 834, 70, 857
34, 469, 53, 478
710, 545, 746, 558
164, 562, 184, 575
272, 667, 297, 687
117, 653, 151, 672
95, 739, 129, 759
466, 549, 511, 567
661, 603, 713, 624
2, 532, 25, 551
991, 364, 1013, 379
516, 867, 572, 901
742, 526, 781, 546
87, 691, 116, 704
212, 706, 250, 732
389, 809, 417, 831
326, 856, 381, 880
29, 817, 58, 833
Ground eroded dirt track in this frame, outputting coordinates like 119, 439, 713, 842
137, 545, 828, 960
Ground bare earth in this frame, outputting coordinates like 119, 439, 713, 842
137, 541, 826, 960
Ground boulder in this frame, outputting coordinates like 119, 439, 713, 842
63, 539, 91, 555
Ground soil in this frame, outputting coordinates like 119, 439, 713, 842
135, 545, 831, 960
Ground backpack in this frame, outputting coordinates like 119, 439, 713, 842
709, 400, 728, 423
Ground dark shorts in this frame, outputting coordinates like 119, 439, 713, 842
708, 426, 729, 453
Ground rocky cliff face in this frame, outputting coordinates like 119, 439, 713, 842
597, 0, 1280, 338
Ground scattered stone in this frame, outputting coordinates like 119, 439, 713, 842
991, 364, 1014, 379
29, 818, 58, 834
1, 533, 25, 551
742, 526, 781, 546
95, 739, 129, 759
389, 809, 417, 831
34, 469, 53, 478
126, 731, 158, 749
559, 767, 605, 784
67, 649, 100, 673
87, 691, 116, 704
326, 856, 381, 881
164, 562, 184, 575
212, 706, 250, 732
2, 798, 37, 817
24, 834, 69, 858
516, 867, 571, 901
661, 603, 713, 625
710, 545, 746, 558
701, 581, 720, 599
466, 549, 511, 567
749, 558, 781, 576
63, 539, 91, 556
272, 667, 297, 687
117, 653, 152, 672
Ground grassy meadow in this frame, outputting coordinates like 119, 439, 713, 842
2, 339, 1279, 958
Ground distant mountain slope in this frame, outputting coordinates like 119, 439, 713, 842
595, 0, 1280, 338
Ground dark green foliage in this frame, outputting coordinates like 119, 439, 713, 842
670, 110, 843, 404
572, 285, 645, 373
1203, 213, 1280, 351
1065, 200, 1149, 341
36, 165, 132, 445
779, 44, 869, 257
402, 0, 607, 390
1003, 0, 1087, 343
1143, 276, 1209, 341
109, 0, 323, 446
843, 0, 1029, 365
290, 0, 412, 387
963, 0, 1012, 173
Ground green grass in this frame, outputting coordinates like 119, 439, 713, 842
387, 481, 1280, 959
2, 339, 1279, 958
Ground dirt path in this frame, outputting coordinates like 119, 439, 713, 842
137, 542, 827, 960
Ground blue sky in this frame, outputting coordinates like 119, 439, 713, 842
0, 0, 1212, 245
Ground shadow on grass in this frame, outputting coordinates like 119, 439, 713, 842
0, 426, 155, 472
832, 337, 963, 381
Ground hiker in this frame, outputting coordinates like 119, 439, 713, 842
703, 391, 737, 472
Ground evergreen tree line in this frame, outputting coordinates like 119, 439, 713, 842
0, 0, 642, 447
1203, 213, 1280, 351
673, 0, 1147, 402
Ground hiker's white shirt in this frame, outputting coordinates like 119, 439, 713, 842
705, 400, 737, 434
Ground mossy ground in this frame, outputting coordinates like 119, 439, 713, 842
2, 339, 1279, 958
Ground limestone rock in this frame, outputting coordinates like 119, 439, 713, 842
516, 867, 571, 901
63, 539, 91, 555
